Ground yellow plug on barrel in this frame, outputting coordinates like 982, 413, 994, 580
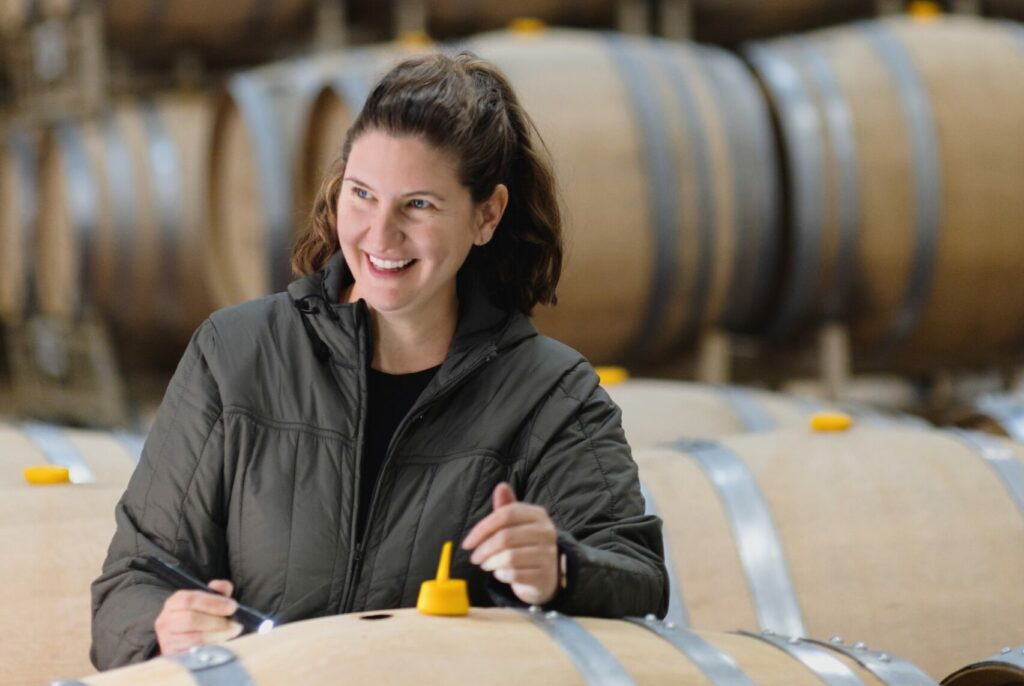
810, 412, 854, 433
417, 541, 470, 616
23, 465, 70, 485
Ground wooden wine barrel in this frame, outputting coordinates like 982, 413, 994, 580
35, 93, 216, 362
0, 125, 38, 323
942, 647, 1024, 686
744, 16, 1024, 369
605, 378, 928, 448
2, 422, 141, 686
635, 425, 1024, 678
454, 28, 779, 365
74, 606, 932, 685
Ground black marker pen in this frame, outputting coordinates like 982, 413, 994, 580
130, 556, 275, 634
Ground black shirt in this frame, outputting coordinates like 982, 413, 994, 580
358, 364, 440, 539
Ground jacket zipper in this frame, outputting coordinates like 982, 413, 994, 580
338, 343, 499, 614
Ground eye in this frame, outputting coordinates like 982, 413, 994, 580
353, 187, 371, 200
409, 198, 433, 210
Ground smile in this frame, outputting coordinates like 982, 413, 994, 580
367, 253, 416, 273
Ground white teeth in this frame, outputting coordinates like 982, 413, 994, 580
368, 255, 414, 270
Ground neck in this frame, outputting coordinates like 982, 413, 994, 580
347, 287, 458, 374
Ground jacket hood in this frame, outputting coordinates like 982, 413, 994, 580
286, 251, 538, 364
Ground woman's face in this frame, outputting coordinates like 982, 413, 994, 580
336, 130, 506, 319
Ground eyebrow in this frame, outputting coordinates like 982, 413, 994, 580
343, 176, 445, 201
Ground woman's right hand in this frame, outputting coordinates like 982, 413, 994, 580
154, 579, 244, 656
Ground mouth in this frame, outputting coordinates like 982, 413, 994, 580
366, 253, 417, 275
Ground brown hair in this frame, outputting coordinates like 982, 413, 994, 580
291, 50, 563, 315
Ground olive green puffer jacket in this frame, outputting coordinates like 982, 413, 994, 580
90, 251, 668, 669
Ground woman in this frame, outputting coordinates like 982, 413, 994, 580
91, 51, 668, 669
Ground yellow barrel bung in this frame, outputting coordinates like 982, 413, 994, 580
22, 464, 70, 485
397, 31, 433, 49
810, 412, 854, 432
596, 366, 630, 387
508, 17, 546, 35
908, 0, 943, 21
417, 541, 469, 616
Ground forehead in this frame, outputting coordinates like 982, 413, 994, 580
346, 130, 460, 189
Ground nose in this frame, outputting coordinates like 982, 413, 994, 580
364, 204, 405, 251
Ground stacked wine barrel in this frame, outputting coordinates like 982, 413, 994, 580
2, 423, 141, 686
742, 16, 1024, 371
32, 93, 217, 365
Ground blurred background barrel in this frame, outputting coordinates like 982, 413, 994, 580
34, 93, 216, 366
606, 378, 928, 447
743, 15, 1024, 370
463, 28, 779, 366
635, 425, 1024, 677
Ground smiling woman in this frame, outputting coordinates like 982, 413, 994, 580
90, 51, 669, 670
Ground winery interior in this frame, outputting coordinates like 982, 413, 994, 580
2, 1, 1024, 685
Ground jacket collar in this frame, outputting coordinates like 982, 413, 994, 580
287, 251, 537, 378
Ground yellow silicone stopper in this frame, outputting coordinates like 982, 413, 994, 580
810, 412, 854, 433
509, 17, 546, 34
23, 465, 71, 485
417, 541, 469, 616
596, 366, 630, 387
908, 0, 942, 20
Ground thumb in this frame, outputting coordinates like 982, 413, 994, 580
492, 482, 516, 510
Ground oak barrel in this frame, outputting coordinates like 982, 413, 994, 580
744, 16, 1024, 369
2, 423, 141, 686
462, 28, 779, 365
35, 94, 216, 360
636, 425, 1024, 677
606, 378, 926, 448
76, 606, 919, 685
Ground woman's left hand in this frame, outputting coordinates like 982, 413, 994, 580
462, 482, 559, 606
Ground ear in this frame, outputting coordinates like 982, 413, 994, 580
473, 183, 509, 246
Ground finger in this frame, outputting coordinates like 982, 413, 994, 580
494, 567, 550, 586
202, 621, 244, 644
492, 482, 516, 510
162, 609, 239, 635
164, 590, 238, 617
479, 544, 553, 573
207, 579, 234, 598
462, 503, 542, 550
470, 523, 555, 565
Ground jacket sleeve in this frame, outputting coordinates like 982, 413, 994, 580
91, 320, 230, 669
505, 360, 670, 618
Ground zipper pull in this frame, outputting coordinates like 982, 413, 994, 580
353, 544, 364, 564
